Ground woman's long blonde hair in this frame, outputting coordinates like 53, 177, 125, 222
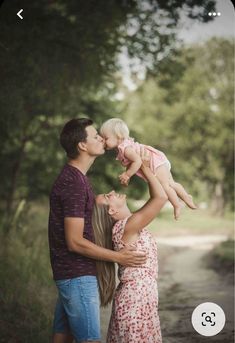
92, 202, 116, 307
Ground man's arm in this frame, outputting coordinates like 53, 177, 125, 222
64, 217, 146, 267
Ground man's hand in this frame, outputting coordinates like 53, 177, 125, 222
119, 172, 130, 186
117, 245, 147, 267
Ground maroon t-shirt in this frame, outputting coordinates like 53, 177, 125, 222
48, 164, 96, 280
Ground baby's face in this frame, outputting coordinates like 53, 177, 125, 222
101, 131, 119, 150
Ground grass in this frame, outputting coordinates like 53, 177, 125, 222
0, 201, 234, 342
205, 239, 234, 281
0, 239, 55, 343
210, 239, 234, 264
0, 200, 56, 343
147, 207, 234, 237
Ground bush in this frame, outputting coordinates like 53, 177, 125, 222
0, 202, 56, 342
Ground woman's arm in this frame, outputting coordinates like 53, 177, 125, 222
123, 164, 168, 237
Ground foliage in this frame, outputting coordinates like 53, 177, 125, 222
0, 0, 216, 228
207, 239, 234, 281
124, 38, 234, 213
0, 201, 55, 342
211, 239, 234, 263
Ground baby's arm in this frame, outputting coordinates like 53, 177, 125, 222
119, 147, 142, 186
124, 147, 142, 177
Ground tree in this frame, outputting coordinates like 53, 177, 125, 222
0, 0, 216, 229
124, 38, 234, 214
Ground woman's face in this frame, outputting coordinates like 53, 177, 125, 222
96, 190, 126, 210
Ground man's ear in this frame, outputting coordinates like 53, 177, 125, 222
78, 142, 87, 152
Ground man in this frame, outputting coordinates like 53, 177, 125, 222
48, 118, 147, 343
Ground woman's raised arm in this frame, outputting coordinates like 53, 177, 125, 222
124, 164, 168, 236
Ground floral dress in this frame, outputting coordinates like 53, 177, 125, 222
116, 137, 171, 181
106, 217, 162, 343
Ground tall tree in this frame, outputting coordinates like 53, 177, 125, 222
124, 38, 234, 214
0, 0, 216, 229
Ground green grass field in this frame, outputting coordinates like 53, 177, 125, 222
148, 207, 234, 237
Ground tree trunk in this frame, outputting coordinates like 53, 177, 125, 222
210, 181, 225, 216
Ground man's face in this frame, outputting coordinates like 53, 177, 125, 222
83, 125, 105, 156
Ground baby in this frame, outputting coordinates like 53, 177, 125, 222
100, 118, 197, 220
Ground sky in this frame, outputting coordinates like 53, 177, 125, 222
179, 0, 234, 43
119, 0, 234, 92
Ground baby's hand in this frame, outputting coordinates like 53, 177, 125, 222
119, 172, 130, 186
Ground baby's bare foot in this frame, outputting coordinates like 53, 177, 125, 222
174, 206, 181, 220
185, 195, 197, 209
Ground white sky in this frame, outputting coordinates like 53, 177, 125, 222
178, 0, 234, 43
119, 0, 235, 92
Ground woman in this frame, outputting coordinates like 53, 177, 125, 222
92, 161, 167, 343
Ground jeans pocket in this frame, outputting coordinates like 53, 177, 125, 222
56, 279, 71, 303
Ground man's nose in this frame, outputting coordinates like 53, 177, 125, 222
98, 135, 104, 142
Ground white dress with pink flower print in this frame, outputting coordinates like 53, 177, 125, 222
106, 217, 162, 343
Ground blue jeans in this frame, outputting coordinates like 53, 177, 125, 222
53, 275, 101, 342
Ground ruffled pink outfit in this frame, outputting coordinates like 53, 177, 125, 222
116, 138, 170, 180
107, 217, 162, 343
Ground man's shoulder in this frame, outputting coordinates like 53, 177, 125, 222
51, 165, 87, 193
60, 165, 88, 186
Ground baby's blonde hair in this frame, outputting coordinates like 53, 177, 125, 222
100, 118, 129, 139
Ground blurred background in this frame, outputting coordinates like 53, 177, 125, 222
0, 0, 234, 342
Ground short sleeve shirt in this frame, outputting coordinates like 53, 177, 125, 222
48, 164, 96, 280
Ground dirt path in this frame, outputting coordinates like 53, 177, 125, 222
100, 235, 234, 343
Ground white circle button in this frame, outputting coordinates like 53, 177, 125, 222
191, 302, 226, 336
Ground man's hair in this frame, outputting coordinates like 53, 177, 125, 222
60, 118, 93, 159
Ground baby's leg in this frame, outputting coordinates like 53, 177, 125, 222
155, 164, 181, 220
169, 173, 197, 209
